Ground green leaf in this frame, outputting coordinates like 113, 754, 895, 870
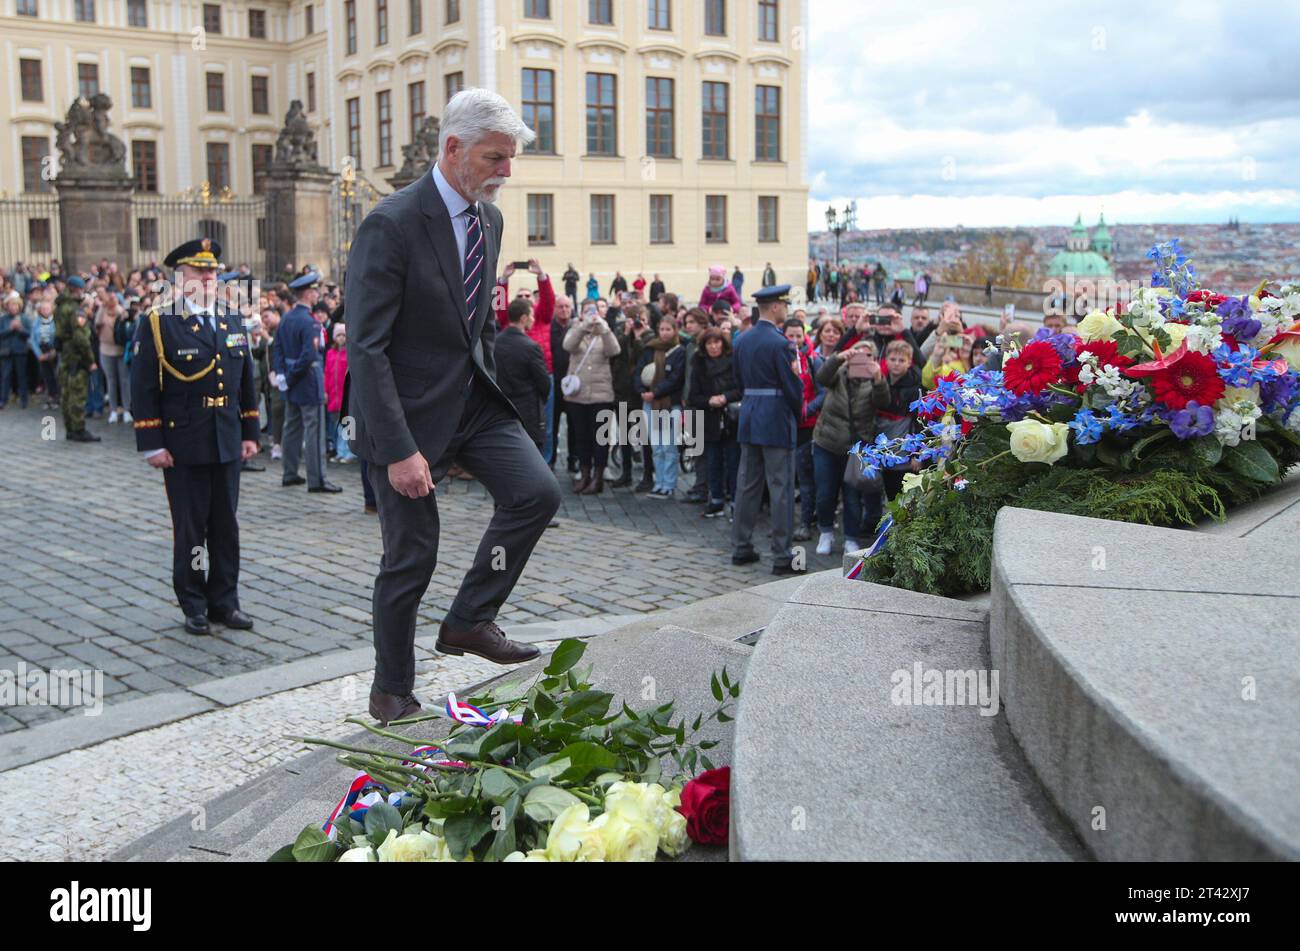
1188, 435, 1223, 468
443, 812, 493, 861
544, 638, 586, 676
700, 755, 715, 771
528, 756, 571, 781
1223, 440, 1279, 483
561, 689, 614, 724
489, 822, 517, 863
267, 843, 298, 862
641, 758, 662, 784
363, 802, 404, 847
1130, 428, 1173, 460
521, 784, 582, 822
481, 767, 520, 806
292, 825, 337, 863
549, 741, 618, 783
710, 672, 723, 702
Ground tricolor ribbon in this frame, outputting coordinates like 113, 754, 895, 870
321, 692, 522, 839
846, 516, 894, 580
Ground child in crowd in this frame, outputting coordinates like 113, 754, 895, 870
324, 323, 355, 462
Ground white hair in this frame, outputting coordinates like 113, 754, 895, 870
440, 88, 535, 153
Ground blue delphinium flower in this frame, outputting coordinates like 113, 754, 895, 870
1167, 401, 1215, 440
1105, 404, 1142, 432
1261, 373, 1299, 413
1068, 408, 1104, 445
1217, 296, 1262, 342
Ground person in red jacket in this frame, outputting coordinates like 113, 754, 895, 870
494, 258, 556, 371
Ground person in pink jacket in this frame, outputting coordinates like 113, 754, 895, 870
698, 264, 743, 316
324, 323, 355, 462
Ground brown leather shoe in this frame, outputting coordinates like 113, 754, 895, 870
574, 463, 592, 494
369, 686, 422, 725
580, 471, 604, 495
435, 618, 540, 665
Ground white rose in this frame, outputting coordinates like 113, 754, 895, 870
1077, 309, 1122, 342
1006, 420, 1070, 465
375, 828, 442, 862
657, 809, 691, 858
504, 850, 551, 862
590, 811, 659, 862
1161, 322, 1188, 352
337, 846, 376, 862
543, 803, 605, 862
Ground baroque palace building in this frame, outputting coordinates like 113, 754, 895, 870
2, 0, 808, 291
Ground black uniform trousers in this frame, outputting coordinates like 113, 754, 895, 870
369, 377, 561, 695
162, 459, 242, 618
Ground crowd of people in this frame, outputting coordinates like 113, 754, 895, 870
0, 253, 1067, 555
804, 259, 935, 312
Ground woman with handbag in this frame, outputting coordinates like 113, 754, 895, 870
688, 327, 742, 518
562, 301, 621, 494
811, 339, 891, 555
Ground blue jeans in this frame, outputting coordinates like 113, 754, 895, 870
334, 418, 356, 461
646, 402, 679, 492
796, 437, 816, 527
85, 366, 104, 416
0, 354, 29, 407
542, 376, 556, 464
812, 442, 864, 538
705, 437, 740, 504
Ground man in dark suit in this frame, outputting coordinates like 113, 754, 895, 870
346, 89, 562, 724
731, 285, 803, 576
130, 238, 261, 635
494, 298, 551, 453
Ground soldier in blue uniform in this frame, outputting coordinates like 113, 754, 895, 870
730, 284, 803, 575
273, 271, 340, 492
130, 238, 261, 635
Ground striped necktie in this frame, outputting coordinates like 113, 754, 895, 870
462, 205, 484, 321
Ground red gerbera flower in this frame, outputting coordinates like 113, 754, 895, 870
1003, 340, 1063, 394
1076, 339, 1133, 370
1147, 350, 1225, 410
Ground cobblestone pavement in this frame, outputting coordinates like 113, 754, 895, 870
0, 647, 548, 861
0, 402, 845, 732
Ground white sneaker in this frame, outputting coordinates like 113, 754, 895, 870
108, 410, 118, 424
122, 411, 133, 424
271, 445, 282, 460
844, 538, 861, 553
816, 532, 834, 556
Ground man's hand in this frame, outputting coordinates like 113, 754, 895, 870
240, 440, 260, 461
709, 394, 726, 408
389, 450, 435, 498
528, 258, 545, 280
501, 262, 517, 280
147, 450, 175, 469
641, 390, 655, 402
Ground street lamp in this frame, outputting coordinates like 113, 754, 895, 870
825, 202, 855, 265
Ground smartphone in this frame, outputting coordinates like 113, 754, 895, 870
943, 334, 964, 348
511, 261, 530, 270
869, 313, 892, 326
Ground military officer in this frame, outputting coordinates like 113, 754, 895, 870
273, 270, 340, 492
130, 238, 260, 635
730, 285, 804, 575
54, 276, 100, 442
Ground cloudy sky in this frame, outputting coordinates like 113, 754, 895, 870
805, 0, 1300, 230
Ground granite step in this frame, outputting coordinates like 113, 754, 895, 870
731, 572, 1087, 861
991, 506, 1300, 861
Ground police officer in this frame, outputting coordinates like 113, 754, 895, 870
219, 269, 266, 473
54, 276, 100, 442
731, 285, 803, 575
273, 270, 340, 492
130, 238, 260, 635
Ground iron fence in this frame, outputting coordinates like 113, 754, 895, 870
132, 185, 268, 277
0, 193, 62, 272
329, 168, 384, 285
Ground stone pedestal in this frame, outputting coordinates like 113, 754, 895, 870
265, 166, 336, 281
55, 175, 134, 272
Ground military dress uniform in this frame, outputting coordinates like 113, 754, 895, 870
730, 285, 804, 573
130, 239, 259, 633
273, 271, 335, 491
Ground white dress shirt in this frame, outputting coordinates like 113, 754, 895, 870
432, 164, 477, 275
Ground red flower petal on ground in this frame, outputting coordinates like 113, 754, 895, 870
1147, 350, 1225, 410
679, 767, 730, 846
1002, 340, 1063, 394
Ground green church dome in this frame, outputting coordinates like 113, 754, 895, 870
1049, 250, 1112, 276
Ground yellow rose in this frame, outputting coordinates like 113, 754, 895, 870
375, 828, 442, 862
337, 846, 376, 862
544, 803, 605, 862
590, 811, 659, 862
1006, 420, 1070, 465
657, 809, 691, 858
605, 782, 668, 828
1077, 309, 1122, 343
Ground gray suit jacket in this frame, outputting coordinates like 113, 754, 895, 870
344, 171, 517, 466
